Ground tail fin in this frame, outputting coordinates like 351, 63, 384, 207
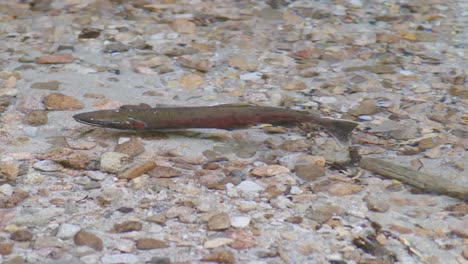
322, 118, 359, 144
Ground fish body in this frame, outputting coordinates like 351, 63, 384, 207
73, 104, 358, 143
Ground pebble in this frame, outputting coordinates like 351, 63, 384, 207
235, 180, 265, 193
0, 188, 29, 208
44, 93, 84, 110
171, 19, 196, 34
326, 182, 363, 196
201, 250, 235, 264
250, 165, 290, 177
86, 171, 107, 181
101, 254, 139, 264
208, 212, 231, 231
0, 242, 13, 255
204, 237, 234, 249
0, 162, 20, 182
36, 53, 74, 64
10, 229, 33, 241
228, 56, 258, 71
230, 216, 251, 228
364, 195, 390, 213
0, 184, 14, 196
56, 223, 81, 239
136, 238, 169, 250
23, 172, 45, 185
100, 152, 132, 174
30, 80, 60, 90
147, 166, 182, 178
33, 160, 64, 172
112, 221, 142, 232
306, 204, 344, 224
179, 73, 204, 90
22, 110, 48, 126
294, 155, 326, 181
74, 230, 103, 251
118, 161, 156, 180
114, 137, 145, 157
66, 139, 97, 150
146, 214, 167, 225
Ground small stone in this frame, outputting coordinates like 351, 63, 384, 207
100, 152, 132, 174
22, 110, 48, 126
104, 42, 129, 53
327, 182, 362, 196
36, 53, 74, 64
235, 180, 265, 193
228, 56, 258, 71
114, 137, 145, 157
33, 160, 63, 172
147, 257, 171, 264
389, 224, 413, 234
228, 229, 257, 249
44, 93, 84, 110
130, 174, 151, 189
204, 238, 234, 249
118, 161, 156, 180
3, 76, 17, 89
230, 216, 250, 228
285, 216, 303, 224
101, 254, 139, 264
201, 250, 235, 264
0, 184, 14, 196
208, 212, 231, 231
0, 242, 13, 255
178, 55, 212, 72
78, 28, 101, 39
55, 152, 91, 170
179, 73, 204, 90
0, 162, 20, 182
56, 223, 81, 239
364, 195, 390, 213
306, 203, 343, 224
86, 171, 107, 181
250, 165, 290, 177
146, 214, 167, 225
74, 230, 103, 251
136, 238, 168, 250
294, 155, 326, 181
418, 136, 441, 150
10, 229, 32, 242
0, 188, 29, 208
171, 19, 196, 34
147, 166, 182, 178
30, 81, 60, 90
112, 221, 142, 233
23, 172, 45, 185
349, 99, 380, 116
283, 81, 307, 91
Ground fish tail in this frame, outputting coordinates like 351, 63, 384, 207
321, 118, 358, 144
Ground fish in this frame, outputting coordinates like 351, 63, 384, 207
73, 104, 358, 143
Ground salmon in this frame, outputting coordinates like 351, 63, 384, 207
73, 104, 358, 143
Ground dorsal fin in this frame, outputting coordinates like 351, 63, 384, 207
120, 103, 152, 110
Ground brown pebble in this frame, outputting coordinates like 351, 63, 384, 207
147, 166, 182, 178
74, 230, 103, 251
36, 53, 74, 64
55, 152, 91, 170
207, 212, 231, 231
114, 137, 145, 157
0, 189, 30, 208
0, 161, 20, 182
327, 182, 362, 196
202, 162, 220, 170
10, 229, 33, 241
389, 224, 413, 234
250, 165, 290, 177
0, 242, 13, 255
136, 238, 169, 250
284, 216, 303, 224
22, 110, 48, 126
44, 93, 84, 110
30, 81, 60, 90
294, 155, 326, 181
118, 161, 156, 180
201, 250, 235, 264
145, 214, 167, 225
112, 221, 143, 232
418, 136, 441, 150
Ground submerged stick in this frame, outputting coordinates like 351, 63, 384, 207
360, 157, 467, 200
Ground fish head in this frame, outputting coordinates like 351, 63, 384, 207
73, 109, 147, 130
